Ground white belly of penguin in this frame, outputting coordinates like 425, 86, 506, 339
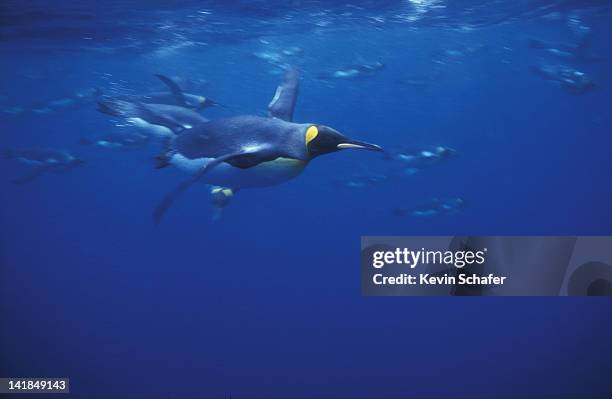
170, 153, 307, 188
127, 117, 173, 139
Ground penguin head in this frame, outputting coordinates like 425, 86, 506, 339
305, 125, 383, 158
195, 96, 209, 109
197, 96, 220, 109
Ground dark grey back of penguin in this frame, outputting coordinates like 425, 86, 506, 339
141, 103, 208, 129
171, 115, 309, 167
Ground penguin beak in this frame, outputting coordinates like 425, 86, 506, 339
337, 139, 383, 152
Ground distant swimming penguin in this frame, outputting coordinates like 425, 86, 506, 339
79, 131, 150, 149
2, 148, 84, 184
394, 197, 465, 218
386, 145, 456, 167
532, 64, 594, 94
317, 61, 384, 80
97, 99, 209, 138
153, 69, 383, 223
332, 171, 388, 189
2, 87, 102, 117
113, 74, 220, 110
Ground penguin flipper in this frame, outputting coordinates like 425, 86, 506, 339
12, 164, 53, 185
153, 150, 261, 224
268, 69, 299, 121
155, 74, 188, 107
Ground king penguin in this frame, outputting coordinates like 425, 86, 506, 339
97, 98, 208, 138
154, 69, 383, 223
2, 148, 84, 184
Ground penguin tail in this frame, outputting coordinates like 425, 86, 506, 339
96, 98, 120, 116
154, 138, 173, 169
154, 153, 171, 169
97, 98, 141, 118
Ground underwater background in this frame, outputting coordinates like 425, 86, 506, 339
1, 1, 612, 398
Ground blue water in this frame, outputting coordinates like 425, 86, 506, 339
1, 1, 612, 398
